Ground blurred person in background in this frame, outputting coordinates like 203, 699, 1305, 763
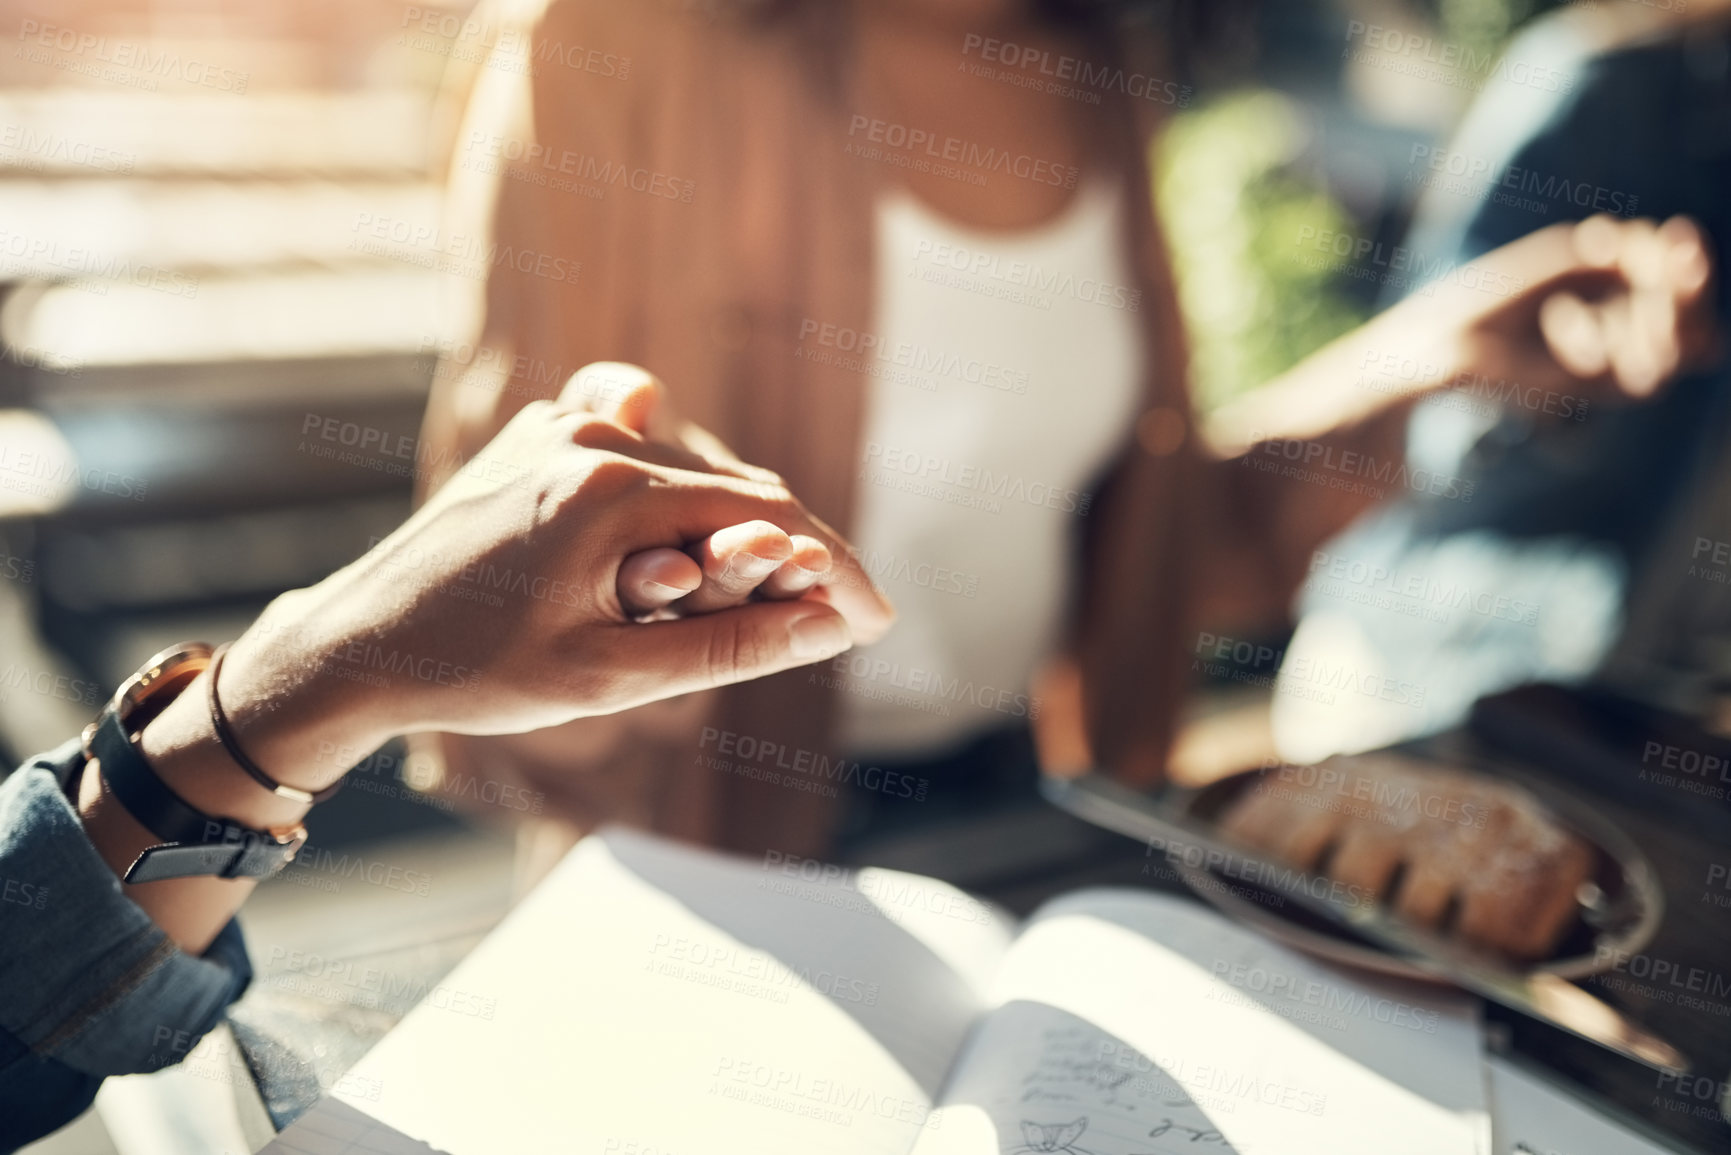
1277, 0, 1731, 760
418, 0, 1716, 879
0, 382, 890, 1151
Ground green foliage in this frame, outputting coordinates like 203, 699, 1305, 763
1435, 0, 1556, 62
1155, 90, 1368, 413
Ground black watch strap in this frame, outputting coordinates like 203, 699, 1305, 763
89, 707, 306, 883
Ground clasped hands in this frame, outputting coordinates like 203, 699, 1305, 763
217, 364, 893, 781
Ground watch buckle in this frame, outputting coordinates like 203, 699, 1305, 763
277, 824, 308, 863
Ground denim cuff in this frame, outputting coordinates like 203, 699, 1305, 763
0, 741, 251, 1077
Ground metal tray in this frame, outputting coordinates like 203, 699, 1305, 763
1167, 759, 1665, 984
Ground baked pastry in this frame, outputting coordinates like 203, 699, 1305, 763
1217, 752, 1594, 960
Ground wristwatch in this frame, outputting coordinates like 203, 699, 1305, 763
81, 643, 309, 883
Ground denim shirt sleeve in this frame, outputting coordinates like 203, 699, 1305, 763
0, 741, 252, 1152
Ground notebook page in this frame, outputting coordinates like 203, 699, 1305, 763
910, 889, 1490, 1155
1487, 1057, 1686, 1155
338, 828, 1016, 1155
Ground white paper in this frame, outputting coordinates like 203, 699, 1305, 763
1486, 1057, 1686, 1155
338, 828, 1016, 1155
910, 890, 1490, 1155
332, 834, 1497, 1155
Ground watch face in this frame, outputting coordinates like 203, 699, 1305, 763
97, 641, 304, 882
112, 642, 213, 731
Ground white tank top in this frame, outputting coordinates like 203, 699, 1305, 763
836, 178, 1145, 758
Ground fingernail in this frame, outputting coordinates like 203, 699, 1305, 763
777, 564, 824, 589
642, 580, 690, 602
789, 611, 852, 660
729, 552, 784, 580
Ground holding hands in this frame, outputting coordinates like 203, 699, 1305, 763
89, 364, 892, 951
221, 363, 894, 767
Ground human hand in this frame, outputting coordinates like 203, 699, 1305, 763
564, 362, 886, 621
93, 389, 895, 952
1201, 215, 1717, 458
218, 388, 894, 771
1447, 214, 1717, 404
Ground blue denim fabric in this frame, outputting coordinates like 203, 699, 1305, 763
0, 741, 251, 1152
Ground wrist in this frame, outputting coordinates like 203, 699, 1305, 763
1366, 296, 1475, 399
133, 670, 318, 835
74, 638, 337, 952
134, 629, 401, 833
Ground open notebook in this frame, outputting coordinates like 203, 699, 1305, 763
253, 827, 1504, 1155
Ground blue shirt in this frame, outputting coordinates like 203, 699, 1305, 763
0, 741, 251, 1153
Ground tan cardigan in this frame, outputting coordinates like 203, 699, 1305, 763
419, 0, 1374, 856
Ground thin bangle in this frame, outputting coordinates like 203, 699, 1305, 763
207, 642, 344, 806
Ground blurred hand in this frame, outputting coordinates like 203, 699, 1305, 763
1204, 215, 1717, 457
1450, 214, 1717, 403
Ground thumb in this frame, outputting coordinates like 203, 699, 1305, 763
560, 362, 665, 433
599, 599, 855, 705
561, 362, 748, 474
